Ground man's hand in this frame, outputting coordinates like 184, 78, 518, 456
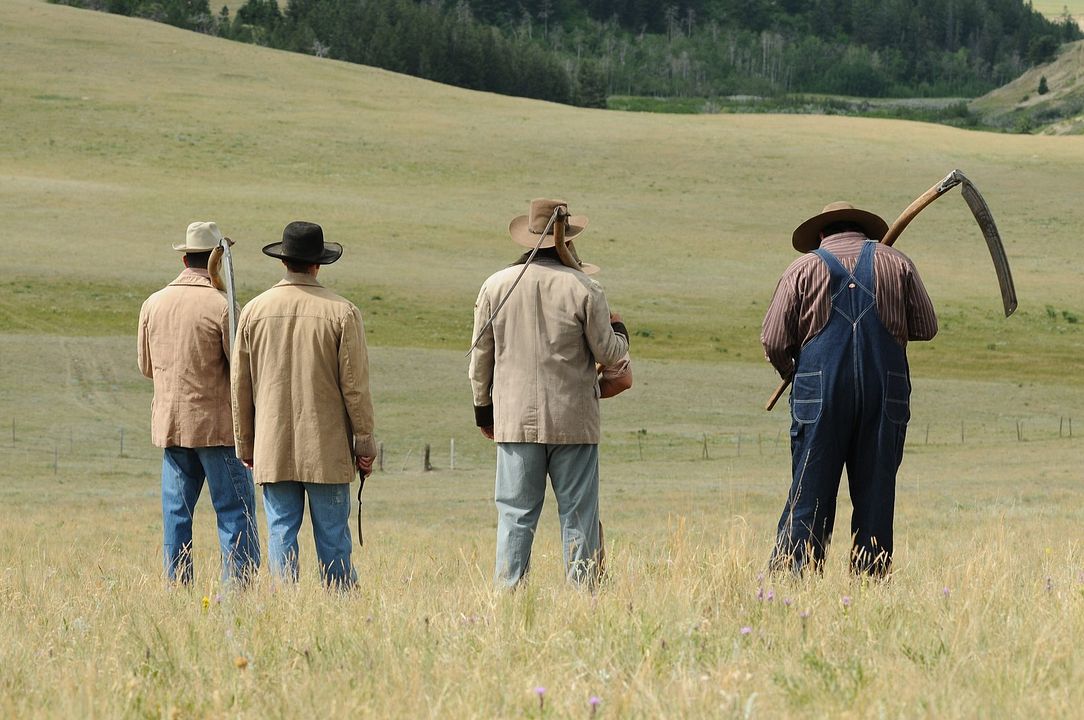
609, 310, 623, 324
480, 426, 495, 440
355, 455, 375, 476
242, 458, 253, 469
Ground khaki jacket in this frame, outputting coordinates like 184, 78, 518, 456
469, 258, 629, 444
231, 272, 376, 485
137, 269, 235, 449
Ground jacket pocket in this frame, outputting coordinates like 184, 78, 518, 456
791, 371, 823, 424
884, 371, 911, 424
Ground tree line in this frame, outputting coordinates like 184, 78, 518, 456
54, 0, 1081, 105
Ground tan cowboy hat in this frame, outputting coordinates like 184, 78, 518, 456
791, 201, 889, 253
509, 198, 589, 249
173, 221, 233, 252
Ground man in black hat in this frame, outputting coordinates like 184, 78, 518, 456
231, 221, 377, 588
762, 201, 938, 577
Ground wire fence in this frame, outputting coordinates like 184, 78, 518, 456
1, 411, 1078, 477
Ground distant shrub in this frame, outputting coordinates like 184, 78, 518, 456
1038, 76, 1049, 95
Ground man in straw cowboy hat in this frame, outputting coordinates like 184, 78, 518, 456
138, 221, 260, 585
762, 201, 938, 577
469, 199, 630, 589
231, 221, 376, 588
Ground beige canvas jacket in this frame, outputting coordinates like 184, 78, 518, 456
231, 272, 376, 485
469, 258, 629, 444
137, 268, 236, 449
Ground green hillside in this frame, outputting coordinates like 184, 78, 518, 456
5, 0, 1084, 381
971, 38, 1084, 133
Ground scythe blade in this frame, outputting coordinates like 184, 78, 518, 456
958, 175, 1017, 317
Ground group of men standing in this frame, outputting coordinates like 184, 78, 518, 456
138, 196, 936, 589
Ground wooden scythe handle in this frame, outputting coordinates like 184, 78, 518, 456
208, 245, 227, 292
764, 170, 963, 412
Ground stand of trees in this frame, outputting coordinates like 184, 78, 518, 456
54, 0, 1081, 106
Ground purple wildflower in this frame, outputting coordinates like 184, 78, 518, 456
535, 686, 545, 711
756, 587, 764, 601
841, 595, 852, 609
783, 597, 793, 607
740, 626, 752, 635
942, 587, 951, 599
766, 590, 775, 602
589, 696, 601, 717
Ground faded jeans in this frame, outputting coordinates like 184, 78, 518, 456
494, 443, 601, 589
161, 446, 260, 585
262, 481, 357, 588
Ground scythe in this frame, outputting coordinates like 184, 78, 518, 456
207, 237, 238, 348
765, 169, 1017, 411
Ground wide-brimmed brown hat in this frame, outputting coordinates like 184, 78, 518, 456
509, 198, 589, 249
262, 221, 343, 265
792, 201, 889, 253
173, 221, 233, 252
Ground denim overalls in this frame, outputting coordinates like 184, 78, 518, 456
771, 240, 910, 576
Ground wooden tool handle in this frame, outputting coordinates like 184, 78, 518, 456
765, 376, 791, 412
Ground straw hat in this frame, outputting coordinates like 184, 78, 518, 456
173, 221, 232, 252
792, 201, 888, 253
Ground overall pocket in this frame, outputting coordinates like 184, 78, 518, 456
884, 371, 911, 424
791, 371, 823, 424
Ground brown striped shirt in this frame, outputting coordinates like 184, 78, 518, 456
761, 232, 937, 378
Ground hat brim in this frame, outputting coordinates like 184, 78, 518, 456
792, 208, 888, 253
173, 236, 233, 253
262, 241, 343, 265
509, 214, 589, 249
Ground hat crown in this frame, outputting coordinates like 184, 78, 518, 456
178, 221, 223, 252
528, 199, 569, 235
281, 221, 324, 260
821, 201, 857, 213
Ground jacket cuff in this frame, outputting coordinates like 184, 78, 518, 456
235, 440, 254, 460
611, 322, 629, 343
474, 404, 494, 428
353, 434, 377, 457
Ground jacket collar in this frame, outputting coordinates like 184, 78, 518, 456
169, 268, 213, 287
276, 271, 324, 288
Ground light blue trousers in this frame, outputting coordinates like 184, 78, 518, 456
262, 481, 356, 589
494, 443, 601, 589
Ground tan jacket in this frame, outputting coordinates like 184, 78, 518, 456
469, 258, 629, 444
231, 272, 376, 485
138, 269, 235, 449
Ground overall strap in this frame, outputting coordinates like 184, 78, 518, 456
852, 240, 878, 298
812, 247, 851, 294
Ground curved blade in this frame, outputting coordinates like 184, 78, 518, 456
958, 176, 1018, 317
220, 239, 238, 347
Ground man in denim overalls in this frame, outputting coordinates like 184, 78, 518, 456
762, 202, 938, 576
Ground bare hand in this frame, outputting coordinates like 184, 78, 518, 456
609, 310, 623, 324
242, 458, 254, 469
480, 426, 495, 440
356, 455, 374, 476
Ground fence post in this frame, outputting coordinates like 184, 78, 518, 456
450, 438, 456, 471
925, 424, 930, 445
119, 428, 125, 457
960, 420, 965, 444
378, 442, 384, 472
737, 432, 742, 457
54, 445, 59, 475
701, 433, 708, 460
1060, 416, 1064, 438
424, 444, 432, 472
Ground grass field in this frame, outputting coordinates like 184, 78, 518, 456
1, 1, 1083, 717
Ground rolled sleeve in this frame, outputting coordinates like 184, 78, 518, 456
339, 306, 378, 457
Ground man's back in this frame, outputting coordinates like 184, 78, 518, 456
232, 272, 375, 486
138, 269, 233, 448
470, 257, 628, 444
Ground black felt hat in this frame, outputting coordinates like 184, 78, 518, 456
262, 221, 343, 265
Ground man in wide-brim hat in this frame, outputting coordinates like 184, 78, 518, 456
138, 221, 260, 585
469, 198, 630, 589
761, 201, 938, 577
231, 221, 377, 588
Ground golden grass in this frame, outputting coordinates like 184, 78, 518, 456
1, 1, 1083, 717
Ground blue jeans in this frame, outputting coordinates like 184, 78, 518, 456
262, 481, 356, 588
161, 446, 260, 585
494, 443, 601, 589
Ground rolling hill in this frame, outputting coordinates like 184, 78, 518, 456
971, 38, 1084, 133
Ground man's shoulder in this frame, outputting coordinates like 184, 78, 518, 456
874, 242, 915, 265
